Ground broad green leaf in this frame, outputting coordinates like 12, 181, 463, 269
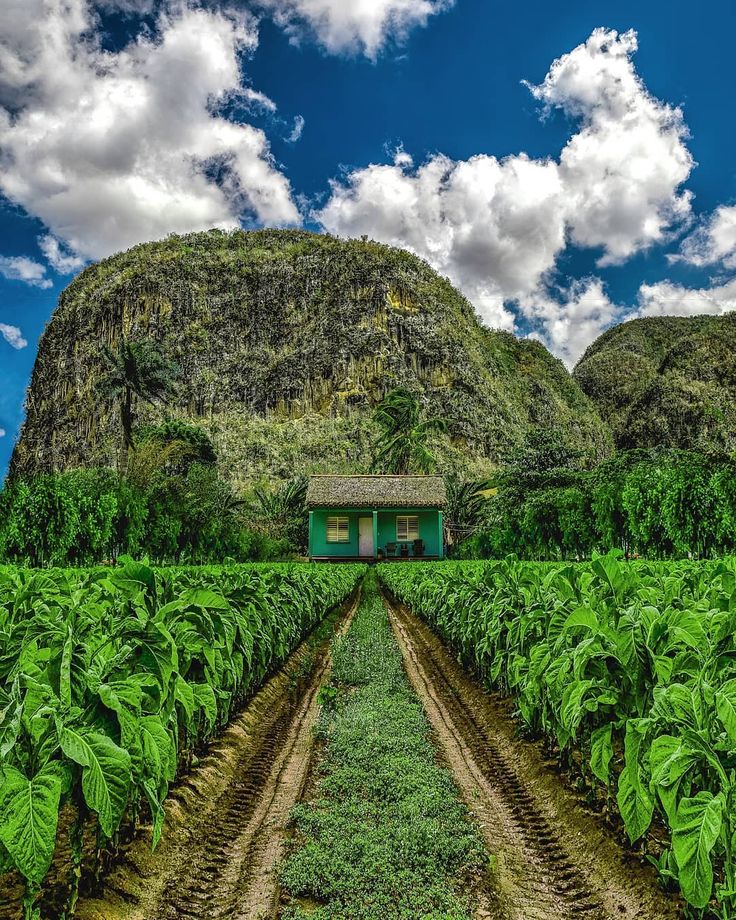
0, 763, 65, 885
183, 589, 229, 610
560, 680, 593, 735
563, 607, 599, 632
672, 791, 724, 909
174, 676, 195, 725
142, 780, 165, 852
648, 734, 697, 824
58, 726, 131, 837
140, 716, 176, 786
616, 720, 654, 842
715, 679, 736, 743
192, 683, 217, 731
590, 723, 613, 785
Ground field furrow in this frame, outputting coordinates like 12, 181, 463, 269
74, 590, 360, 920
384, 590, 682, 920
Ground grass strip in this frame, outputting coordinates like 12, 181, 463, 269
279, 572, 486, 920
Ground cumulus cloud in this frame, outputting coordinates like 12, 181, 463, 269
524, 278, 620, 368
0, 0, 299, 266
317, 28, 693, 359
527, 28, 693, 266
258, 0, 453, 58
0, 255, 52, 289
636, 277, 736, 318
677, 205, 736, 269
0, 429, 6, 439
38, 235, 87, 274
0, 323, 29, 349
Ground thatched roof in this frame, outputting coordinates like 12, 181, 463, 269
306, 475, 447, 509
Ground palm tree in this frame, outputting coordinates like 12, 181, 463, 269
443, 475, 495, 548
98, 337, 179, 473
372, 388, 447, 474
248, 476, 309, 549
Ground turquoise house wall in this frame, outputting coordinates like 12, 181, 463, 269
309, 509, 361, 557
309, 508, 443, 559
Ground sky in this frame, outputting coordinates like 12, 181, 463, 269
1, 0, 736, 477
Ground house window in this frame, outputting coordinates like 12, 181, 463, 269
396, 515, 419, 541
326, 516, 350, 543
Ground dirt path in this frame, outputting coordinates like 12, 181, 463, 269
385, 591, 684, 920
76, 590, 360, 920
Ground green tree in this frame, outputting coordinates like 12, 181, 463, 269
443, 475, 493, 551
98, 337, 179, 472
248, 476, 308, 551
137, 419, 216, 472
372, 388, 446, 474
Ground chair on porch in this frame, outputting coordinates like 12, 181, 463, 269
385, 542, 397, 557
413, 539, 425, 557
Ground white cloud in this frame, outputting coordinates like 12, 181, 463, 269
677, 205, 736, 269
0, 0, 299, 266
287, 114, 305, 143
636, 277, 736, 318
96, 0, 156, 11
258, 0, 453, 59
0, 323, 29, 349
0, 255, 52, 289
0, 429, 6, 438
317, 28, 693, 358
38, 235, 87, 274
523, 278, 620, 368
528, 28, 693, 266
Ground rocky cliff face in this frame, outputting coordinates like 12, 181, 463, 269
12, 230, 610, 488
574, 313, 736, 452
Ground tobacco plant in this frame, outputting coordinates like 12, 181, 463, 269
0, 559, 363, 918
380, 555, 736, 917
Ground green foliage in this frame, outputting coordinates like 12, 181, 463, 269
379, 556, 736, 915
574, 312, 736, 452
0, 560, 363, 912
442, 474, 493, 548
98, 337, 180, 467
246, 476, 309, 552
372, 387, 446, 474
0, 465, 293, 567
464, 447, 736, 560
280, 573, 483, 919
137, 419, 216, 471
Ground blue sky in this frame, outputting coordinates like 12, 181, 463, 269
1, 0, 736, 478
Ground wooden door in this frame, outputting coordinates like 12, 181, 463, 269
358, 516, 374, 557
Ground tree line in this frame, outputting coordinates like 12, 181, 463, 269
456, 432, 736, 560
2, 343, 734, 565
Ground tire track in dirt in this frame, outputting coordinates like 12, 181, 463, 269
76, 589, 360, 920
385, 591, 683, 920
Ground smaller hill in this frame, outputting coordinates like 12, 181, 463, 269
573, 313, 736, 451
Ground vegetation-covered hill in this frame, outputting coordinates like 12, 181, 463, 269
574, 312, 736, 451
12, 230, 609, 487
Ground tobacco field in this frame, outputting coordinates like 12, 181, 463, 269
0, 560, 363, 918
380, 555, 736, 916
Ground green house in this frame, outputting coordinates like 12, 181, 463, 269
306, 475, 446, 562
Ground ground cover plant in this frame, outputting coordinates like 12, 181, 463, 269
279, 572, 485, 919
0, 559, 363, 918
380, 556, 736, 918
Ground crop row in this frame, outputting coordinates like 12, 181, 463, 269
379, 555, 736, 917
0, 560, 364, 918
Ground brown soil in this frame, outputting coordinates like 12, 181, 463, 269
385, 592, 685, 920
72, 589, 360, 920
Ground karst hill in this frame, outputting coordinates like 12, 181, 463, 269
12, 229, 611, 486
